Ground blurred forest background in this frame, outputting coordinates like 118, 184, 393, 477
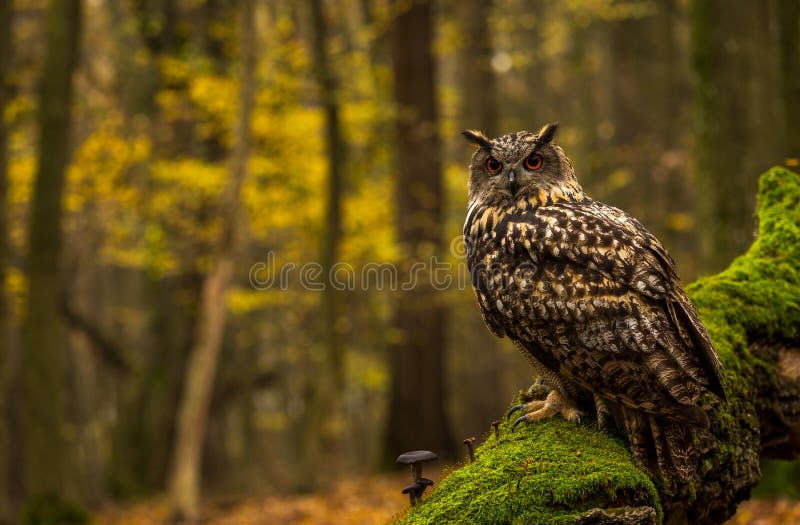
0, 0, 798, 523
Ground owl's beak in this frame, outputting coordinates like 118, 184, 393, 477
508, 170, 519, 196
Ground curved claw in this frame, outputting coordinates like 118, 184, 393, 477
512, 415, 528, 430
507, 404, 524, 421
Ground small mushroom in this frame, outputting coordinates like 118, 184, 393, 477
401, 477, 435, 506
396, 450, 438, 483
416, 476, 434, 501
491, 420, 501, 440
416, 477, 434, 487
402, 482, 421, 506
463, 437, 476, 462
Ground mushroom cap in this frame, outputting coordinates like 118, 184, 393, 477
396, 450, 438, 465
463, 437, 476, 444
402, 478, 434, 495
402, 482, 421, 494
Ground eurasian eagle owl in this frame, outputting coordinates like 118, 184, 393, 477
462, 123, 725, 480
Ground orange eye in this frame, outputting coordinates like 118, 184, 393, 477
485, 156, 502, 174
525, 153, 543, 171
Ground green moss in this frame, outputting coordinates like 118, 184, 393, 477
688, 167, 800, 353
395, 168, 800, 524
398, 417, 659, 525
685, 167, 800, 454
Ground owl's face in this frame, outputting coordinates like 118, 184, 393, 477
463, 123, 580, 206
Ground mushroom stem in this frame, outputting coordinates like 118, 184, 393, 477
411, 463, 422, 482
492, 420, 501, 440
463, 437, 476, 463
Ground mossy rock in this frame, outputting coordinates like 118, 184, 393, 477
395, 167, 800, 524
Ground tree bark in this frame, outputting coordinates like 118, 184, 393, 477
19, 0, 82, 502
294, 0, 347, 489
690, 0, 759, 273
396, 167, 800, 525
312, 0, 345, 401
777, 0, 800, 159
608, 11, 651, 220
460, 0, 497, 137
384, 0, 455, 461
167, 0, 254, 519
0, 1, 13, 521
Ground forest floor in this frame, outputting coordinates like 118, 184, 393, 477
92, 474, 409, 525
92, 473, 800, 525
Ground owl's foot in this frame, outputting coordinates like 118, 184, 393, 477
508, 389, 582, 428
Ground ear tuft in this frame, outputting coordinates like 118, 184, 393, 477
461, 129, 492, 149
536, 122, 559, 144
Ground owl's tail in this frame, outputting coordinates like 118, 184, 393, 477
621, 407, 703, 485
650, 416, 699, 482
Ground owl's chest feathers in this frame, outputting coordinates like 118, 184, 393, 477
464, 198, 633, 333
465, 202, 557, 318
465, 197, 586, 270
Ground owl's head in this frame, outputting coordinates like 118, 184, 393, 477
462, 123, 581, 205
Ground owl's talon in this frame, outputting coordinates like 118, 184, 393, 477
512, 415, 528, 430
507, 404, 525, 420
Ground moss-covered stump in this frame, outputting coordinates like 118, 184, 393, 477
397, 417, 660, 524
396, 167, 800, 525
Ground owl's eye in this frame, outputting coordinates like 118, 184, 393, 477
525, 153, 543, 171
485, 157, 502, 174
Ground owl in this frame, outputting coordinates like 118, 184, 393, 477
461, 123, 726, 480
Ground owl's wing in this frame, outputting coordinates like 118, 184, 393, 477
464, 234, 509, 338
526, 200, 725, 402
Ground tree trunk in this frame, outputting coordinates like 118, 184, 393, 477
657, 0, 698, 278
312, 0, 345, 404
384, 0, 454, 461
108, 275, 198, 497
19, 0, 81, 503
690, 0, 757, 273
565, 9, 603, 193
167, 0, 254, 519
460, 0, 497, 137
777, 0, 800, 159
108, 0, 197, 496
452, 0, 509, 444
607, 1, 697, 276
608, 11, 651, 220
295, 0, 347, 489
0, 2, 13, 521
395, 166, 800, 525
